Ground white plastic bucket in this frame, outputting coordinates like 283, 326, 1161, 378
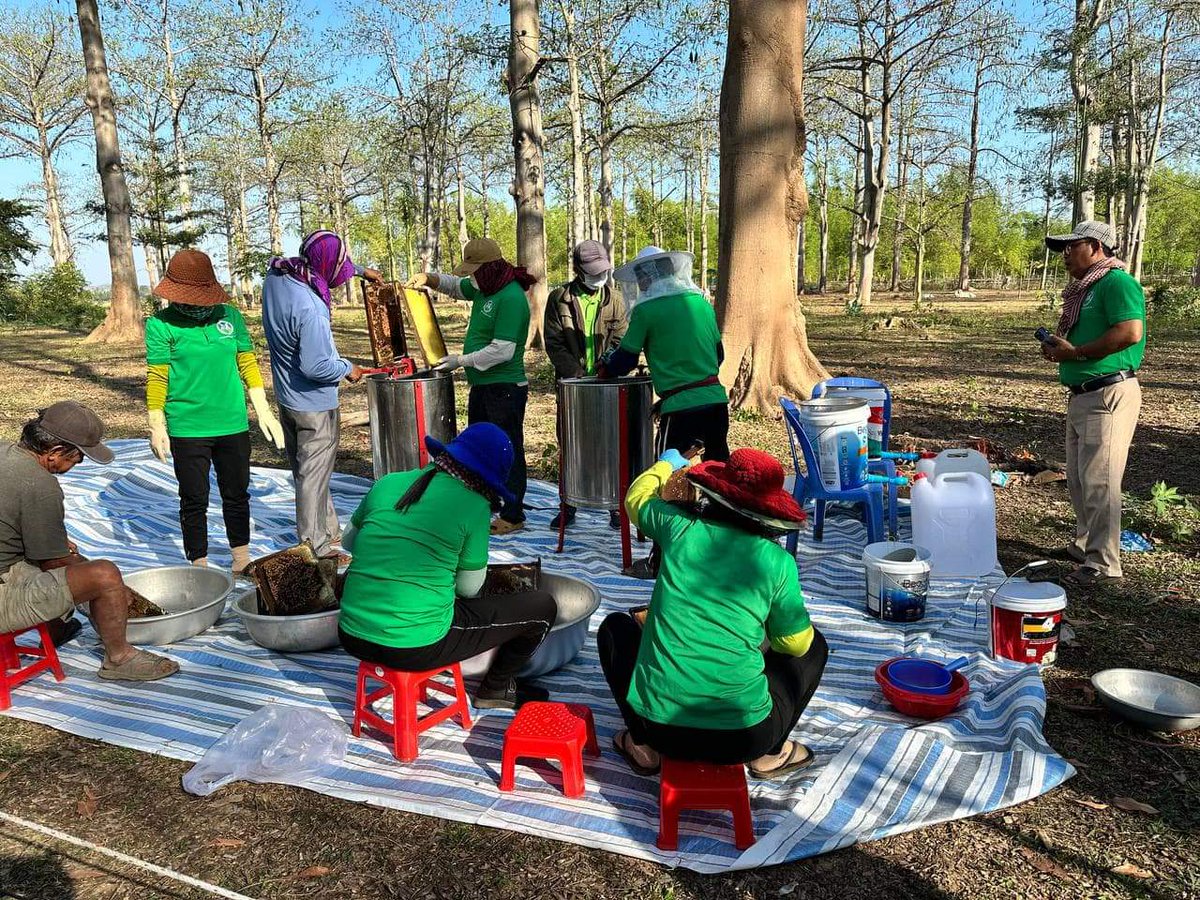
989, 579, 1068, 667
799, 397, 870, 491
863, 542, 932, 622
822, 386, 888, 456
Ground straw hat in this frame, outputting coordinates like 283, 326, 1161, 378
152, 249, 229, 307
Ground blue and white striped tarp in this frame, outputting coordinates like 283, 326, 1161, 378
1, 441, 1073, 872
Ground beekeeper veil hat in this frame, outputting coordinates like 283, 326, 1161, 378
612, 246, 697, 305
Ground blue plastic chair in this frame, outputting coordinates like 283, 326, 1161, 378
780, 398, 885, 556
811, 377, 898, 538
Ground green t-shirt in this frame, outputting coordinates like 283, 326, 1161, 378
145, 304, 253, 438
575, 284, 603, 375
1059, 269, 1146, 386
460, 278, 530, 386
628, 499, 812, 730
339, 468, 491, 648
620, 291, 728, 414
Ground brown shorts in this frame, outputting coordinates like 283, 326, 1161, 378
0, 560, 74, 634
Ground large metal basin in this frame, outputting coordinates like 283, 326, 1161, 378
558, 375, 654, 510
367, 370, 457, 478
102, 566, 232, 645
1092, 668, 1200, 732
461, 572, 602, 678
233, 590, 340, 653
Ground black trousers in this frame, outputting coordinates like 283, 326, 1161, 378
170, 431, 251, 561
597, 612, 828, 764
467, 383, 528, 523
339, 590, 557, 694
657, 402, 731, 462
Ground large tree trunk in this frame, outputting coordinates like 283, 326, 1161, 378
958, 52, 984, 292
716, 0, 828, 413
77, 0, 142, 343
1070, 0, 1108, 224
855, 58, 891, 308
38, 129, 74, 266
508, 0, 548, 347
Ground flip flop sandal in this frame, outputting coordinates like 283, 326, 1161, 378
611, 730, 660, 777
1062, 566, 1120, 588
98, 649, 180, 682
748, 742, 815, 781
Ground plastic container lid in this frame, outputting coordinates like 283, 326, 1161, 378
991, 578, 1067, 613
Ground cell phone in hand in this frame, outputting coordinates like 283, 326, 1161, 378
1034, 327, 1054, 344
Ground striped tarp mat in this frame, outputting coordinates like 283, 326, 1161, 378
1, 440, 1073, 872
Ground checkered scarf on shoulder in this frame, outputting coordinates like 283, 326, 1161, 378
433, 450, 502, 509
1057, 256, 1125, 336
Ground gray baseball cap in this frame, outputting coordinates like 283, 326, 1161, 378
1045, 220, 1119, 253
38, 401, 114, 464
572, 240, 612, 276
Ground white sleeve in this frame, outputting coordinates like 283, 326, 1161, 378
461, 339, 517, 371
431, 273, 465, 301
455, 567, 487, 598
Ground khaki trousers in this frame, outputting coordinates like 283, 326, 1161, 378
1065, 378, 1141, 577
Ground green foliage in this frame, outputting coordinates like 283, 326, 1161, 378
1, 264, 107, 332
0, 199, 36, 285
844, 298, 864, 317
1147, 283, 1200, 322
1123, 481, 1198, 547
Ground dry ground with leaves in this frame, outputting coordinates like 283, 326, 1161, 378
0, 292, 1197, 900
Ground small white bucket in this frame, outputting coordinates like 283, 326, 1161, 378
863, 541, 932, 622
799, 397, 870, 491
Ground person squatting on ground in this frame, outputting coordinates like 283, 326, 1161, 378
598, 446, 827, 779
146, 249, 285, 573
337, 423, 557, 710
0, 403, 178, 681
261, 230, 383, 559
407, 238, 535, 535
544, 239, 628, 530
1041, 221, 1145, 588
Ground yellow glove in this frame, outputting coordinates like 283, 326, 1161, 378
249, 387, 285, 450
148, 409, 171, 461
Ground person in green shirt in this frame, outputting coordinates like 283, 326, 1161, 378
338, 423, 557, 710
406, 238, 535, 535
598, 446, 828, 780
544, 240, 628, 530
145, 250, 285, 574
1041, 221, 1145, 587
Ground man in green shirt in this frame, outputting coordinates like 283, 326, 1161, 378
1042, 221, 1145, 587
544, 240, 628, 529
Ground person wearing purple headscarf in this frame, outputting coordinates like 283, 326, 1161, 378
261, 230, 382, 558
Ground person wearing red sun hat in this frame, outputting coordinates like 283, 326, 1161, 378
598, 447, 828, 780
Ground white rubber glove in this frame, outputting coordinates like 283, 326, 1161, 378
248, 387, 286, 450
148, 409, 171, 461
434, 354, 463, 372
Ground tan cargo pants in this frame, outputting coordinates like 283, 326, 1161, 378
1065, 378, 1141, 577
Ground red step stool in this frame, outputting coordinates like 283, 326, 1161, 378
1, 623, 66, 710
499, 701, 599, 798
657, 758, 755, 851
352, 661, 472, 762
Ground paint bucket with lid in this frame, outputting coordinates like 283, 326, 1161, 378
863, 541, 932, 622
799, 397, 870, 491
989, 579, 1068, 667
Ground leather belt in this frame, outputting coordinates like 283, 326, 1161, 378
1068, 369, 1137, 395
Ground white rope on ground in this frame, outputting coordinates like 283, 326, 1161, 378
0, 810, 257, 900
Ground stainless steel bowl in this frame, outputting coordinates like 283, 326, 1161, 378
461, 572, 602, 678
1092, 668, 1200, 733
233, 590, 341, 653
109, 566, 233, 645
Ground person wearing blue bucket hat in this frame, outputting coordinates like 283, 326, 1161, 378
337, 424, 557, 710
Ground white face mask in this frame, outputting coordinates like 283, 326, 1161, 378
580, 271, 608, 291
469, 275, 480, 291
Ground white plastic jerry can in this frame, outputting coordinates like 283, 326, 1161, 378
910, 471, 998, 578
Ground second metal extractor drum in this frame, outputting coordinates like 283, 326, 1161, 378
367, 370, 457, 479
557, 375, 654, 510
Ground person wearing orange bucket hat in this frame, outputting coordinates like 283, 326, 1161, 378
597, 447, 829, 779
145, 248, 284, 573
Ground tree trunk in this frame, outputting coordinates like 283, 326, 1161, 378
817, 146, 829, 293
480, 150, 491, 239
508, 0, 548, 347
620, 161, 629, 264
221, 193, 241, 303
1070, 0, 1108, 224
889, 105, 908, 293
855, 56, 891, 308
162, 23, 192, 231
456, 152, 469, 255
598, 128, 615, 256
958, 52, 984, 292
848, 147, 861, 297
1126, 12, 1171, 280
715, 0, 828, 413
796, 215, 806, 292
382, 176, 397, 282
38, 129, 74, 266
699, 129, 710, 293
77, 0, 142, 343
558, 0, 587, 254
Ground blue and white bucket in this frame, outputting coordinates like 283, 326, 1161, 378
863, 542, 932, 622
800, 397, 870, 490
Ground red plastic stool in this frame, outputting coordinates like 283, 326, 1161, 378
1, 623, 66, 710
657, 758, 755, 851
499, 701, 599, 798
351, 661, 472, 762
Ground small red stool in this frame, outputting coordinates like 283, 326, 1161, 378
499, 701, 599, 798
1, 623, 66, 710
658, 758, 755, 851
352, 661, 472, 762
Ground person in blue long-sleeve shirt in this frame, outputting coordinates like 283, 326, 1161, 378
261, 230, 381, 558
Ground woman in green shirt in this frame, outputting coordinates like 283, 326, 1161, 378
599, 448, 828, 779
145, 249, 284, 573
338, 423, 557, 710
